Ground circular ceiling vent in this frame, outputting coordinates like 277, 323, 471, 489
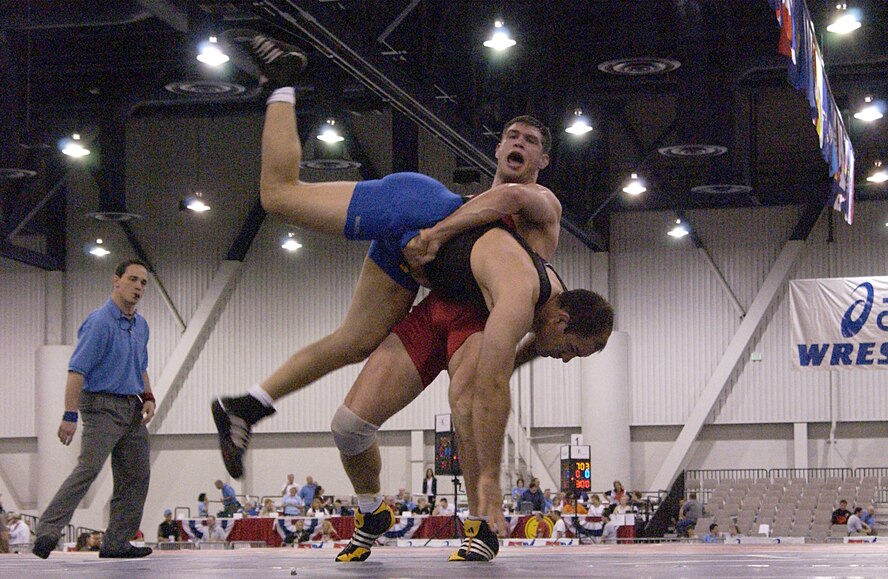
86, 211, 142, 222
658, 144, 728, 158
164, 81, 246, 97
0, 168, 37, 180
300, 159, 362, 170
597, 57, 681, 75
691, 184, 752, 196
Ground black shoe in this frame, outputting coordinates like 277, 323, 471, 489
221, 29, 307, 89
335, 502, 396, 562
32, 534, 58, 559
212, 396, 276, 479
99, 545, 153, 559
449, 519, 499, 562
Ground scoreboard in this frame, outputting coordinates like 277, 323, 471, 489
560, 445, 591, 493
434, 414, 461, 476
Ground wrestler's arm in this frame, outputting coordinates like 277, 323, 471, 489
403, 183, 561, 267
513, 333, 540, 369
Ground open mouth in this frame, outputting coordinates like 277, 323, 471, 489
506, 151, 525, 168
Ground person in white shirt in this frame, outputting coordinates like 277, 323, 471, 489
847, 507, 872, 536
7, 513, 31, 545
202, 515, 228, 541
550, 510, 566, 540
281, 473, 299, 497
433, 498, 455, 516
586, 494, 605, 543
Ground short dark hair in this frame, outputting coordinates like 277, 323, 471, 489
115, 258, 149, 277
502, 115, 552, 153
854, 506, 863, 514
710, 523, 718, 532
559, 289, 614, 339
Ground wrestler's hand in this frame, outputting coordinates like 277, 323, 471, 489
403, 229, 441, 269
478, 473, 509, 537
142, 400, 156, 425
58, 419, 77, 446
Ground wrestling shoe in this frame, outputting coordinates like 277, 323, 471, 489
448, 519, 499, 562
220, 29, 307, 89
335, 502, 396, 562
32, 534, 59, 559
212, 395, 276, 479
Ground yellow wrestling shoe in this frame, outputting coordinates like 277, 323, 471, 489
335, 501, 396, 562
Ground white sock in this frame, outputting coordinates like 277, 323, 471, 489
357, 494, 383, 514
247, 384, 275, 408
266, 87, 295, 106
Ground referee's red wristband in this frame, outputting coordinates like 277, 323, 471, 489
142, 391, 155, 403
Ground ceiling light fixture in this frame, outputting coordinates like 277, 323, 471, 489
668, 219, 689, 238
867, 161, 887, 183
826, 4, 861, 34
317, 119, 344, 144
483, 20, 516, 51
854, 97, 883, 122
61, 133, 90, 158
565, 109, 593, 135
281, 232, 303, 252
88, 238, 110, 257
622, 173, 647, 196
180, 192, 211, 213
196, 36, 230, 66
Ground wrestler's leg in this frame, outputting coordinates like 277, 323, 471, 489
333, 334, 423, 561
261, 257, 416, 400
260, 101, 355, 235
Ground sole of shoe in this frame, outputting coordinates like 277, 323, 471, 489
211, 399, 244, 479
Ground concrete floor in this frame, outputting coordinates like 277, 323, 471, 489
2, 542, 887, 578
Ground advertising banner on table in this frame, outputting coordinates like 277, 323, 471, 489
790, 276, 888, 370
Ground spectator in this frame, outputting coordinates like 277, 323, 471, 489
283, 519, 310, 546
847, 506, 872, 536
685, 525, 698, 540
613, 495, 634, 515
532, 513, 549, 538
550, 510, 566, 540
306, 498, 325, 518
243, 500, 259, 517
602, 514, 618, 544
676, 493, 702, 537
585, 494, 605, 542
434, 498, 455, 516
215, 480, 241, 517
281, 487, 304, 516
333, 499, 353, 517
314, 519, 340, 542
397, 489, 416, 514
611, 480, 626, 504
542, 489, 554, 514
281, 473, 299, 497
299, 476, 318, 506
422, 468, 438, 503
0, 497, 7, 554
75, 532, 93, 552
90, 531, 104, 550
412, 497, 433, 515
702, 523, 720, 543
7, 513, 30, 545
259, 498, 279, 518
861, 505, 877, 535
520, 480, 545, 512
831, 499, 851, 525
561, 491, 588, 515
197, 493, 209, 517
202, 515, 227, 542
728, 523, 744, 539
511, 478, 526, 509
157, 509, 179, 542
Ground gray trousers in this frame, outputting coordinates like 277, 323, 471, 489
37, 391, 150, 550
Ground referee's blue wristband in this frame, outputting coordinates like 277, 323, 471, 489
63, 411, 78, 423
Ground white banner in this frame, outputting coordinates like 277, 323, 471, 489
789, 276, 888, 370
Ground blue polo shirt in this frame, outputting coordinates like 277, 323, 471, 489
69, 298, 149, 395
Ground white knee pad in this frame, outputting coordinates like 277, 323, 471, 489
331, 404, 379, 456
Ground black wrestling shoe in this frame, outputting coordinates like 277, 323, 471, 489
32, 534, 58, 559
99, 545, 153, 558
221, 29, 307, 89
449, 519, 499, 562
212, 395, 276, 479
335, 502, 396, 562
